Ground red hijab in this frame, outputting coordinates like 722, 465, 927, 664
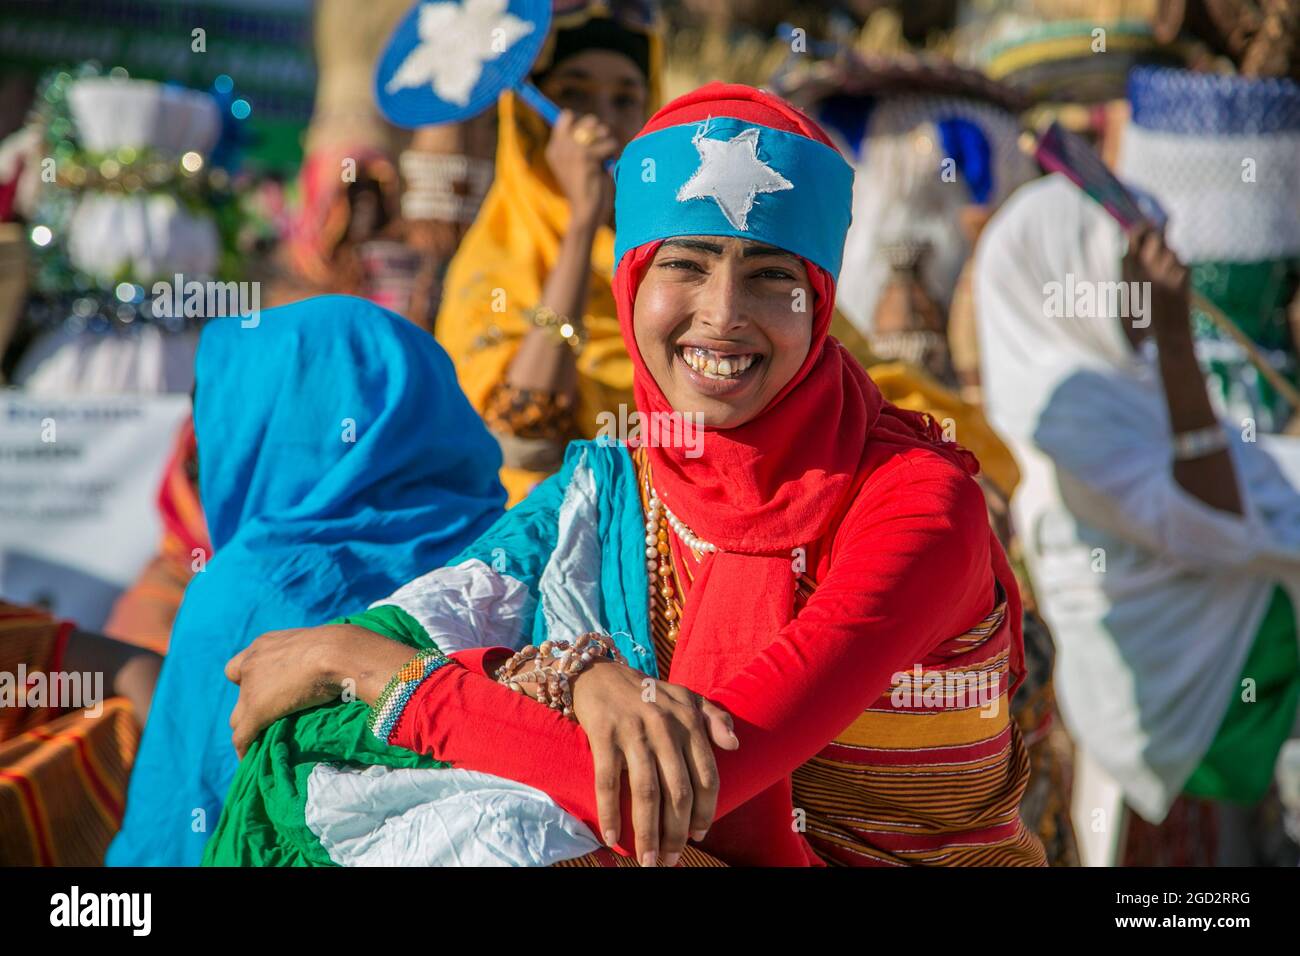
612, 84, 989, 694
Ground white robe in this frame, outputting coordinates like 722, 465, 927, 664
975, 174, 1300, 822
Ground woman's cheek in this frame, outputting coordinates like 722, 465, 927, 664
635, 280, 688, 343
763, 309, 813, 388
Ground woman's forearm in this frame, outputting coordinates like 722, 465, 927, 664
503, 212, 600, 395
1155, 322, 1243, 515
1126, 224, 1243, 515
317, 625, 427, 706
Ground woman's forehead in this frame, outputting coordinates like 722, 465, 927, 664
548, 49, 645, 86
659, 236, 799, 259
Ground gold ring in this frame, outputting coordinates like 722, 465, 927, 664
573, 126, 596, 146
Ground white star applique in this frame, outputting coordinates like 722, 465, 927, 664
675, 126, 794, 230
385, 0, 535, 107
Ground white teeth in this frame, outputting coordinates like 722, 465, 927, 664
681, 347, 758, 379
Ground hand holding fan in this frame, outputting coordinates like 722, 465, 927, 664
375, 0, 609, 168
1032, 121, 1165, 231
1033, 120, 1300, 418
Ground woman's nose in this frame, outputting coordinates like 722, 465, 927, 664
594, 105, 620, 132
693, 272, 748, 334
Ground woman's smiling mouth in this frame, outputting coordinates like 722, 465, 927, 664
676, 345, 764, 394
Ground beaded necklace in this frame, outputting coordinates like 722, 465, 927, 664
641, 461, 715, 645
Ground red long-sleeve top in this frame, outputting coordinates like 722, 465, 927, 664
387, 448, 1006, 866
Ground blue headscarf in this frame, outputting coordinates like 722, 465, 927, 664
108, 295, 506, 866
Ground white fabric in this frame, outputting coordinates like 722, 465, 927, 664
350, 469, 609, 867
66, 78, 221, 157
833, 95, 1036, 335
676, 126, 794, 231
1071, 749, 1129, 868
1117, 125, 1300, 262
66, 192, 219, 283
537, 450, 607, 643
976, 174, 1300, 822
305, 764, 600, 866
14, 326, 198, 395
371, 557, 533, 655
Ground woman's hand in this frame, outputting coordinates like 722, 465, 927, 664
545, 109, 617, 227
225, 626, 347, 757
570, 658, 738, 867
226, 623, 414, 758
1123, 223, 1190, 341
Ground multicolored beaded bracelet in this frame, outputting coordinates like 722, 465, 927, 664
367, 647, 454, 743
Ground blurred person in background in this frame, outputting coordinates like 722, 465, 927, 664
433, 0, 660, 505
976, 59, 1300, 866
276, 0, 500, 328
108, 296, 505, 867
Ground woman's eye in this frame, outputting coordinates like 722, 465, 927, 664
660, 258, 705, 273
555, 89, 593, 112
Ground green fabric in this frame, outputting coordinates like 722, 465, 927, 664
201, 605, 447, 866
1184, 585, 1300, 804
1189, 257, 1300, 433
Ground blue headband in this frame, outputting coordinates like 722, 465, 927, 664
613, 117, 854, 280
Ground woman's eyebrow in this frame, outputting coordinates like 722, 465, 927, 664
552, 66, 593, 81
741, 242, 796, 260
661, 238, 724, 255
551, 68, 642, 89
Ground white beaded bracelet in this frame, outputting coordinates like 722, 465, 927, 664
1171, 424, 1228, 461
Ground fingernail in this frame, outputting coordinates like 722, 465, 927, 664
603, 829, 618, 846
663, 852, 680, 868
690, 829, 707, 842
641, 851, 657, 867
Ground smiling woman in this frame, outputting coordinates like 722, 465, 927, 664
633, 237, 811, 428
209, 84, 1045, 868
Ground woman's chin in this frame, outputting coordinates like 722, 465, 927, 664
667, 391, 759, 430
649, 352, 780, 429
700, 406, 757, 430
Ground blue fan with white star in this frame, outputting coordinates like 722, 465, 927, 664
375, 0, 561, 129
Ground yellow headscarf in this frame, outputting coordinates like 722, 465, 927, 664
435, 13, 662, 504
